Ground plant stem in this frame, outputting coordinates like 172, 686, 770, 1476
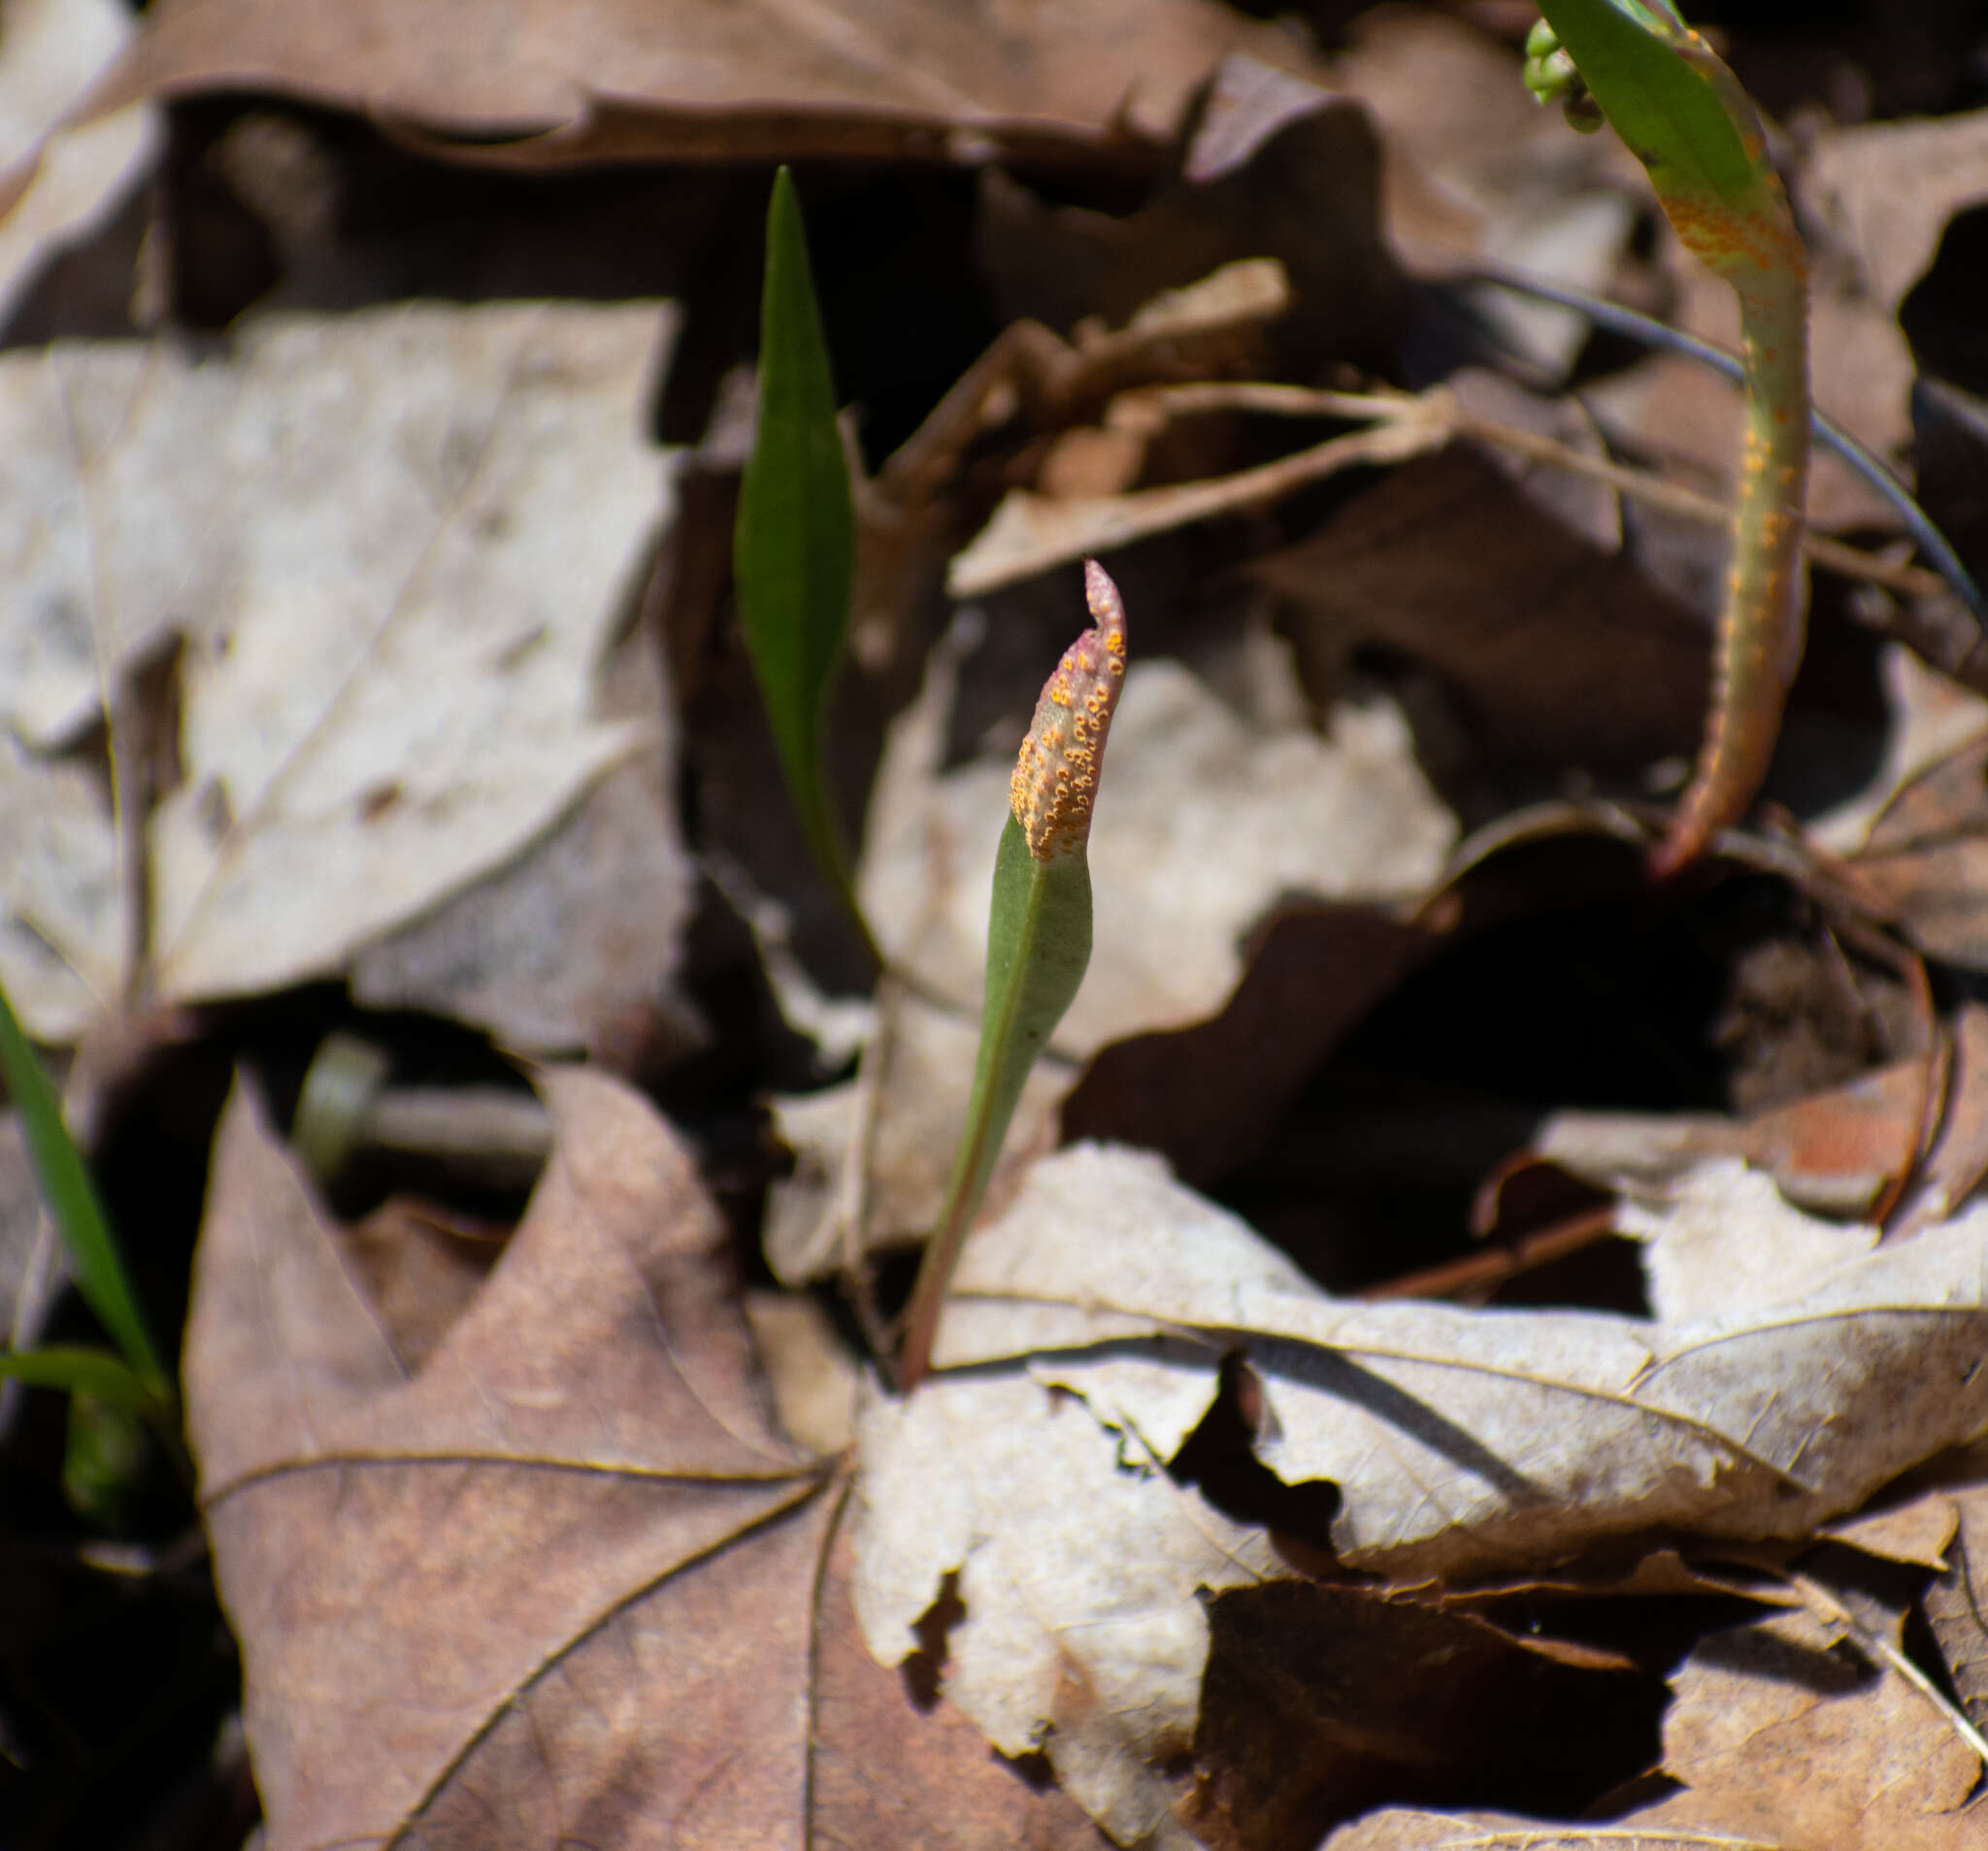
1652, 243, 1809, 876
896, 561, 1127, 1391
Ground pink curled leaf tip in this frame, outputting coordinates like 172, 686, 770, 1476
1010, 559, 1129, 860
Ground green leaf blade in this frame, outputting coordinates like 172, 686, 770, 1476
734, 166, 862, 916
0, 981, 168, 1403
950, 818, 1093, 1229
1533, 0, 1760, 207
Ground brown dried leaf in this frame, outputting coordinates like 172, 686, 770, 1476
1926, 1479, 1988, 1734
1822, 1487, 1958, 1570
1184, 1581, 1657, 1851
1252, 443, 1709, 776
95, 0, 1301, 166
189, 1068, 1102, 1849
1855, 736, 1988, 972
1805, 108, 1988, 319
1645, 1605, 1981, 1848
976, 63, 1399, 376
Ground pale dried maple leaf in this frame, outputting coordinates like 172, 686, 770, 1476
0, 301, 681, 1041
855, 1143, 1988, 1837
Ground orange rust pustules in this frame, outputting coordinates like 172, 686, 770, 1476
1010, 558, 1129, 860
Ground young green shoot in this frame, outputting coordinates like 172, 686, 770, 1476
735, 166, 879, 963
0, 978, 171, 1417
1527, 1, 1809, 876
897, 560, 1128, 1391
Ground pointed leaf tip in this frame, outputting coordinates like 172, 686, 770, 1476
1010, 559, 1129, 861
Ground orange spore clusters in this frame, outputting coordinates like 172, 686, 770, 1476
1010, 559, 1129, 860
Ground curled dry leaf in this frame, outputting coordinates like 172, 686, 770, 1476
1542, 998, 1988, 1245
1536, 1057, 1931, 1223
187, 1067, 1105, 1851
855, 1142, 1988, 1835
1926, 1479, 1988, 1733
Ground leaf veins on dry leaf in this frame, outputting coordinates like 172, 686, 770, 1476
187, 1066, 1104, 1850
194, 1063, 1988, 1848
0, 300, 689, 1046
855, 1144, 1988, 1840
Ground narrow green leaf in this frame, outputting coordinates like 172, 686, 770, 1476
0, 980, 168, 1403
734, 166, 871, 949
0, 1344, 162, 1413
945, 817, 1094, 1241
898, 562, 1129, 1389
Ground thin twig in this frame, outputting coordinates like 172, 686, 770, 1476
1126, 379, 1947, 601
1445, 263, 1987, 621
1362, 1204, 1622, 1303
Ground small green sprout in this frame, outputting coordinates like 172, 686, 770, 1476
1529, 1, 1809, 876
897, 561, 1128, 1390
0, 978, 182, 1513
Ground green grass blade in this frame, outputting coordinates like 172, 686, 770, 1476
898, 563, 1129, 1389
0, 1344, 162, 1413
0, 980, 169, 1402
734, 166, 871, 950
